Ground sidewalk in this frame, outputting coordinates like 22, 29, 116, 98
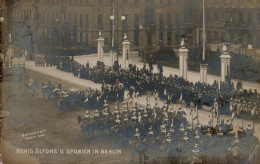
74, 54, 260, 92
25, 61, 102, 90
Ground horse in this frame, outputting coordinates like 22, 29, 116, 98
41, 82, 54, 100
57, 97, 69, 114
78, 116, 95, 139
25, 80, 38, 96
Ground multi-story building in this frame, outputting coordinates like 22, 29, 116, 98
4, 0, 260, 59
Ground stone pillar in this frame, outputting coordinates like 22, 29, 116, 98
122, 34, 131, 69
178, 38, 189, 80
97, 31, 105, 62
220, 45, 231, 82
7, 45, 14, 59
200, 61, 208, 83
110, 51, 115, 66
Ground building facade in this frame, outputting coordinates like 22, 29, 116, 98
3, 0, 260, 59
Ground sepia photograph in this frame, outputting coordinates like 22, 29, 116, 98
0, 0, 260, 163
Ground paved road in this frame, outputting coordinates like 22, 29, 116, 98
24, 60, 260, 140
2, 62, 259, 163
74, 54, 260, 92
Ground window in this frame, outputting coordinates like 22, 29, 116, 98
74, 13, 77, 24
239, 31, 243, 43
230, 30, 234, 42
248, 12, 253, 25
214, 11, 218, 22
51, 13, 54, 24
69, 13, 72, 22
42, 12, 45, 23
184, 7, 192, 23
86, 33, 88, 44
222, 12, 226, 22
167, 31, 172, 45
134, 30, 139, 46
238, 11, 243, 23
207, 31, 211, 42
159, 14, 164, 27
159, 32, 163, 45
230, 11, 235, 22
80, 32, 82, 43
222, 32, 226, 42
167, 14, 171, 25
80, 14, 83, 26
206, 9, 210, 22
176, 13, 179, 24
134, 14, 139, 28
214, 31, 218, 41
258, 13, 260, 24
98, 14, 103, 30
86, 14, 89, 27
248, 34, 252, 44
175, 31, 179, 45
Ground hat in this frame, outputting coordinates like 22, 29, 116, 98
134, 128, 140, 137
179, 123, 185, 132
148, 126, 154, 136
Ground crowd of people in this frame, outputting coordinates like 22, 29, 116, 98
78, 101, 259, 163
34, 56, 260, 122
1, 59, 26, 81
39, 80, 125, 113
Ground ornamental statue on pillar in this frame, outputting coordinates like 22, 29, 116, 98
97, 30, 105, 63
220, 44, 231, 82
122, 33, 130, 69
178, 36, 189, 80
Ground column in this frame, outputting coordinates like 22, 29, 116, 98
97, 31, 105, 62
178, 38, 189, 80
200, 61, 208, 83
220, 45, 231, 82
122, 34, 131, 69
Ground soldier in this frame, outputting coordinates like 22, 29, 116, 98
83, 110, 91, 121
246, 123, 254, 136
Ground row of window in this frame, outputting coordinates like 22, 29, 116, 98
205, 9, 260, 24
35, 0, 181, 5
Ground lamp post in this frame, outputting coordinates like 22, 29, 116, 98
110, 0, 126, 68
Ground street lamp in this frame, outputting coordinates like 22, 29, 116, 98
110, 1, 127, 67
